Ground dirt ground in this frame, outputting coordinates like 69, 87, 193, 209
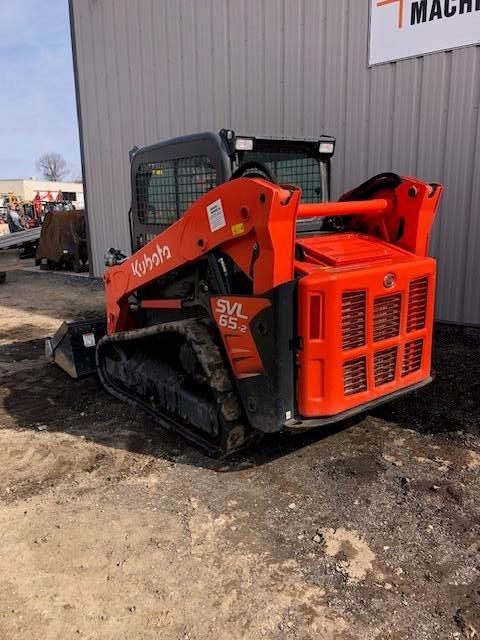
0, 252, 479, 640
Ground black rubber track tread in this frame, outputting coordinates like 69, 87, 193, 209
96, 319, 260, 457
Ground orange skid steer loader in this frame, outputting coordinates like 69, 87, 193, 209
47, 130, 442, 456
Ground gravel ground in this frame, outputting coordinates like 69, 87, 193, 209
0, 259, 479, 640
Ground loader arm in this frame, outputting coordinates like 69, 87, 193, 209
104, 177, 301, 334
104, 178, 442, 334
104, 175, 442, 335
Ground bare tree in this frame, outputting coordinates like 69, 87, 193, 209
36, 152, 68, 181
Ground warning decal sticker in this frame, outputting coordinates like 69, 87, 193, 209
206, 199, 226, 232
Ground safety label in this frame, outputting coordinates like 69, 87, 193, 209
231, 222, 244, 236
82, 333, 96, 348
206, 199, 226, 232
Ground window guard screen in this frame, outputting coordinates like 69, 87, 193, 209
238, 150, 323, 203
135, 155, 217, 227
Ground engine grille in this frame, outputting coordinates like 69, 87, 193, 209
374, 347, 398, 387
344, 357, 367, 396
298, 257, 435, 417
341, 280, 429, 396
402, 339, 424, 376
342, 291, 366, 351
407, 277, 429, 332
373, 294, 402, 342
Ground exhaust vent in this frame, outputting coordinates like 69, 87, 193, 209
344, 357, 367, 396
374, 347, 397, 387
373, 294, 401, 342
407, 277, 428, 332
342, 291, 366, 351
402, 339, 423, 376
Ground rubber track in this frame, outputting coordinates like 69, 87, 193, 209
96, 319, 258, 456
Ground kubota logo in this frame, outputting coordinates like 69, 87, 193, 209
376, 0, 480, 28
131, 244, 171, 278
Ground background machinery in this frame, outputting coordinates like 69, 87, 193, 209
49, 130, 442, 456
35, 208, 88, 272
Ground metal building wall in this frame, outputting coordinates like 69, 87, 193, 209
70, 0, 480, 325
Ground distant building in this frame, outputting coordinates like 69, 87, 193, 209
0, 179, 84, 209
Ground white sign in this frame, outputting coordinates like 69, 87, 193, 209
82, 333, 96, 348
369, 0, 480, 65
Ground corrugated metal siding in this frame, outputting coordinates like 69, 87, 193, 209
70, 0, 480, 325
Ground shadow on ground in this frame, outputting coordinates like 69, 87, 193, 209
0, 336, 350, 471
373, 323, 480, 435
1, 323, 479, 472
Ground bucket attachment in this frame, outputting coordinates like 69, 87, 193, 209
45, 318, 106, 378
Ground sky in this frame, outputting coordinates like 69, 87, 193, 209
0, 0, 81, 180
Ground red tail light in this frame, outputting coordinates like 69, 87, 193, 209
309, 295, 322, 340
